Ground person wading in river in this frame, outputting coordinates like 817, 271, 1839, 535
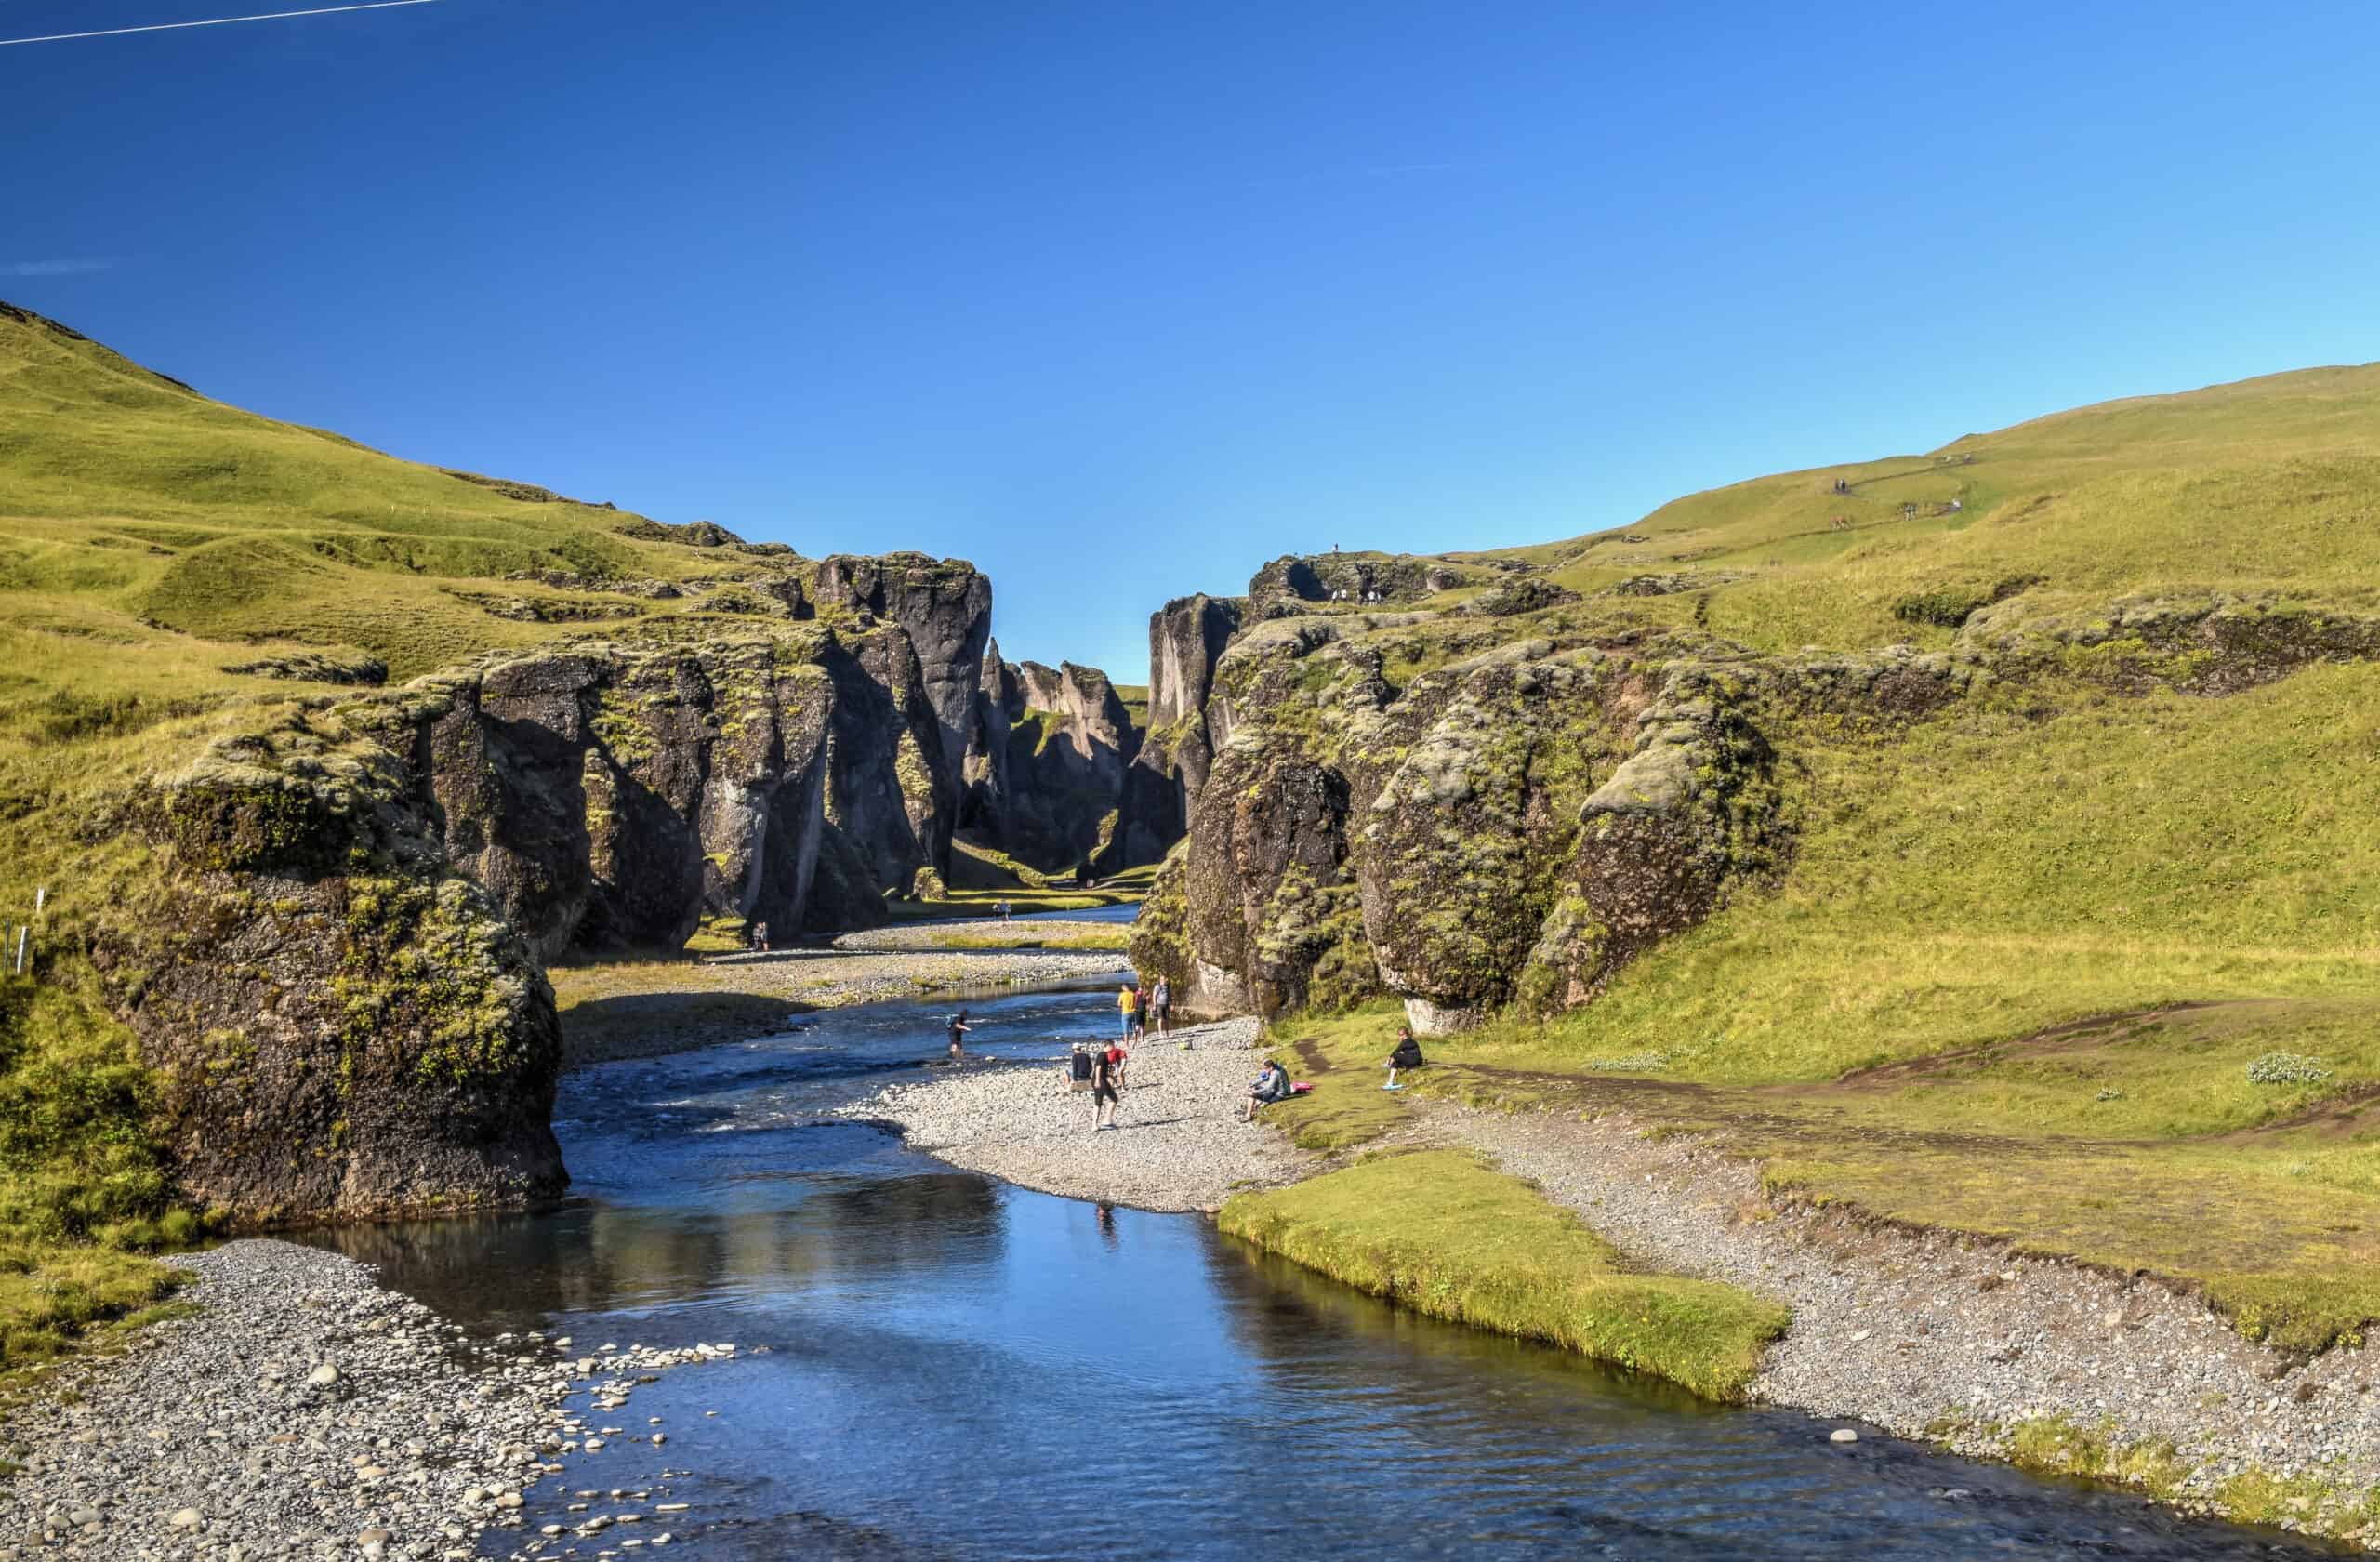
946, 1010, 973, 1064
1090, 1041, 1122, 1132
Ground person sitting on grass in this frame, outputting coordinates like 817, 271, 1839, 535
1382, 1028, 1424, 1090
1239, 1058, 1291, 1123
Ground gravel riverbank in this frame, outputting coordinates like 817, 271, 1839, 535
831, 917, 1128, 952
0, 1242, 736, 1561
552, 946, 1132, 1068
1428, 1103, 2380, 1542
840, 1017, 1315, 1211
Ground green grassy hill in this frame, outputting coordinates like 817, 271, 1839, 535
1462, 360, 2380, 653
0, 299, 813, 697
0, 301, 834, 1363
1161, 358, 2380, 1420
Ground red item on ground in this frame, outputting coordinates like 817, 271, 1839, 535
1290, 1081, 1314, 1094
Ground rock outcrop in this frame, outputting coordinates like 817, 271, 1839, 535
114, 712, 567, 1226
993, 658, 1142, 870
1247, 552, 1448, 619
1133, 555, 1795, 1030
1116, 594, 1243, 866
90, 550, 1170, 1229
358, 637, 853, 956
810, 552, 992, 782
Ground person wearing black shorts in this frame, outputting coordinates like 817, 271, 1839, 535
946, 1010, 972, 1064
1090, 1044, 1121, 1132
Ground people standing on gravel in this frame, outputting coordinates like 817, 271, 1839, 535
1240, 1058, 1290, 1123
749, 920, 770, 953
1090, 1041, 1122, 1131
1117, 982, 1138, 1039
1383, 1027, 1424, 1090
1132, 983, 1152, 1041
947, 1010, 972, 1064
1151, 976, 1171, 1038
1105, 1038, 1130, 1088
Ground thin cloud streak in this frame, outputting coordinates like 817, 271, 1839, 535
0, 0, 440, 48
2, 258, 117, 277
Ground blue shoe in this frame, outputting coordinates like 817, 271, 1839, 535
1382, 1082, 1404, 1092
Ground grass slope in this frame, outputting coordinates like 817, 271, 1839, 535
1220, 1149, 1789, 1400
0, 301, 826, 1364
1241, 361, 2380, 1364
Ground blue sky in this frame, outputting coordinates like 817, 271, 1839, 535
7, 1, 2378, 680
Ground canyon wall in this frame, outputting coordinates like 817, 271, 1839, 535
108, 553, 1182, 1225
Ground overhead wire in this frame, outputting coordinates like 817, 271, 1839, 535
0, 0, 442, 47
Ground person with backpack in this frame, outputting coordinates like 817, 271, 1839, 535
946, 1010, 972, 1064
1383, 1027, 1424, 1090
1132, 984, 1152, 1041
1090, 1041, 1122, 1132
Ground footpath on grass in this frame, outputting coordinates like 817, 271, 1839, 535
1217, 1004, 2380, 1551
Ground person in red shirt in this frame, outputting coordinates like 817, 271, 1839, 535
1090, 1042, 1124, 1132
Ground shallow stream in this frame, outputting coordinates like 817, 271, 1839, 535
310, 985, 2348, 1560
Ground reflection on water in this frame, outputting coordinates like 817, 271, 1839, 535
303, 985, 2347, 1561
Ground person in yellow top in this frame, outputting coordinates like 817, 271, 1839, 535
1117, 982, 1139, 1040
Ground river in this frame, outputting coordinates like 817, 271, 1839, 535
308, 982, 2350, 1560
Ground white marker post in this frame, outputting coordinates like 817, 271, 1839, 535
11, 926, 23, 976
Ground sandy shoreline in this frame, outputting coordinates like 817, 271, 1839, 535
830, 917, 1129, 952
841, 1017, 1316, 1211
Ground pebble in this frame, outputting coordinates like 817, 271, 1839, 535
0, 1241, 730, 1558
1437, 1105, 2380, 1534
840, 1017, 1311, 1211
